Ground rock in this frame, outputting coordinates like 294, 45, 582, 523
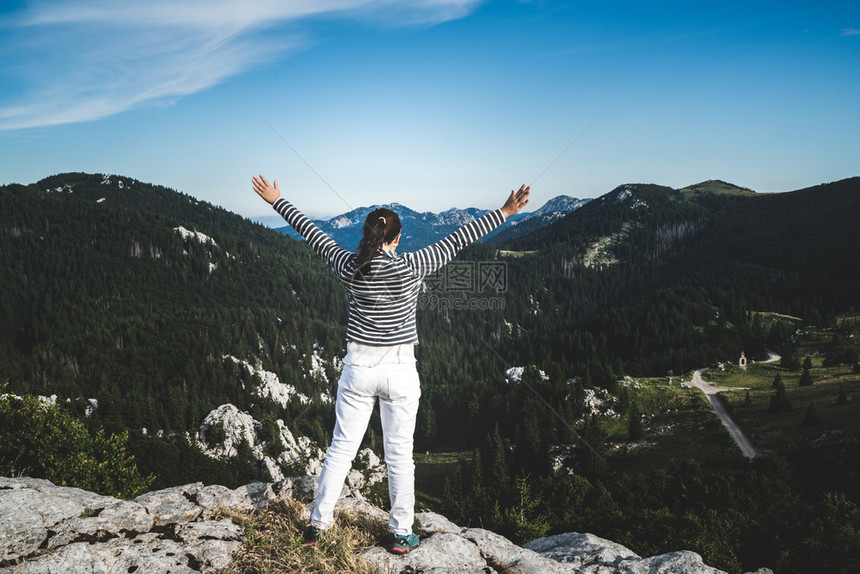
524, 532, 732, 573
193, 403, 387, 491
416, 511, 461, 534
461, 528, 571, 573
361, 528, 571, 574
196, 403, 260, 455
5, 523, 243, 574
132, 483, 205, 523
633, 550, 728, 574
524, 532, 640, 568
337, 497, 390, 524
362, 532, 492, 574
84, 398, 98, 418
346, 447, 387, 492
0, 476, 769, 574
41, 499, 154, 552
275, 475, 318, 502
0, 477, 261, 573
0, 477, 120, 562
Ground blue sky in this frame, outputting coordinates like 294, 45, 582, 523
1, 1, 858, 219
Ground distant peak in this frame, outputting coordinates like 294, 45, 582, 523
681, 180, 756, 196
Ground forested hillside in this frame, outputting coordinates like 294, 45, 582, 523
2, 173, 859, 573
1, 173, 348, 488
500, 178, 860, 336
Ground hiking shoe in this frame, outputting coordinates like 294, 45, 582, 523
387, 532, 420, 554
301, 525, 324, 546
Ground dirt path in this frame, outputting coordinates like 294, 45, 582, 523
686, 369, 758, 459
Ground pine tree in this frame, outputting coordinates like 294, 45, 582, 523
485, 425, 510, 496
771, 372, 783, 389
769, 380, 792, 413
802, 403, 822, 426
627, 401, 644, 441
837, 385, 849, 405
799, 366, 813, 387
504, 474, 551, 543
781, 345, 801, 371
417, 400, 437, 447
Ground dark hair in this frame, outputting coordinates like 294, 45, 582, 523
353, 208, 401, 278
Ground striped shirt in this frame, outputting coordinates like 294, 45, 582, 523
273, 197, 506, 346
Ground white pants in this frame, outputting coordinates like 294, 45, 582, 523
311, 342, 420, 535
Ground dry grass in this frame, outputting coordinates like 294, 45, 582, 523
216, 499, 390, 574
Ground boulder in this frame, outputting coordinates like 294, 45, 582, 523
461, 528, 571, 573
524, 532, 640, 569
415, 511, 461, 534
0, 477, 286, 573
524, 532, 734, 574
362, 532, 492, 574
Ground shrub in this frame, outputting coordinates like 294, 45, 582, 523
769, 381, 792, 413
0, 389, 154, 499
802, 403, 822, 426
799, 367, 814, 387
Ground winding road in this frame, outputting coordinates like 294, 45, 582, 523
686, 369, 758, 459
685, 352, 781, 459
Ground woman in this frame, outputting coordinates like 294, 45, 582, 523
252, 175, 530, 554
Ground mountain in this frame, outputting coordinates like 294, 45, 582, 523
0, 172, 351, 490
3, 172, 859, 573
507, 178, 860, 317
278, 202, 495, 252
274, 195, 587, 251
483, 194, 591, 243
4, 173, 858, 424
492, 177, 860, 381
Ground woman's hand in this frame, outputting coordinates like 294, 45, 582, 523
252, 175, 281, 205
500, 184, 530, 218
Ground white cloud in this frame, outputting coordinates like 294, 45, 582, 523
0, 0, 481, 130
841, 28, 860, 36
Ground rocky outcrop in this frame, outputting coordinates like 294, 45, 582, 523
194, 403, 386, 490
1, 476, 772, 574
0, 476, 315, 573
195, 402, 326, 481
363, 523, 773, 574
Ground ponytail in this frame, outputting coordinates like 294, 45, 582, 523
354, 208, 401, 278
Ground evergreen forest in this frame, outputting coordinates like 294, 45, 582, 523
2, 172, 859, 573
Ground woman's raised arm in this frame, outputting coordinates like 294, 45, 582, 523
499, 184, 530, 219
252, 175, 281, 205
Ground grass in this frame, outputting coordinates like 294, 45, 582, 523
497, 250, 538, 258
693, 324, 860, 453
414, 450, 470, 510
723, 368, 859, 452
610, 319, 860, 468
837, 313, 860, 326
678, 180, 757, 197
706, 363, 774, 388
217, 498, 389, 574
754, 311, 803, 323
607, 376, 742, 471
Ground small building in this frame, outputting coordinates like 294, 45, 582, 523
739, 351, 748, 370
